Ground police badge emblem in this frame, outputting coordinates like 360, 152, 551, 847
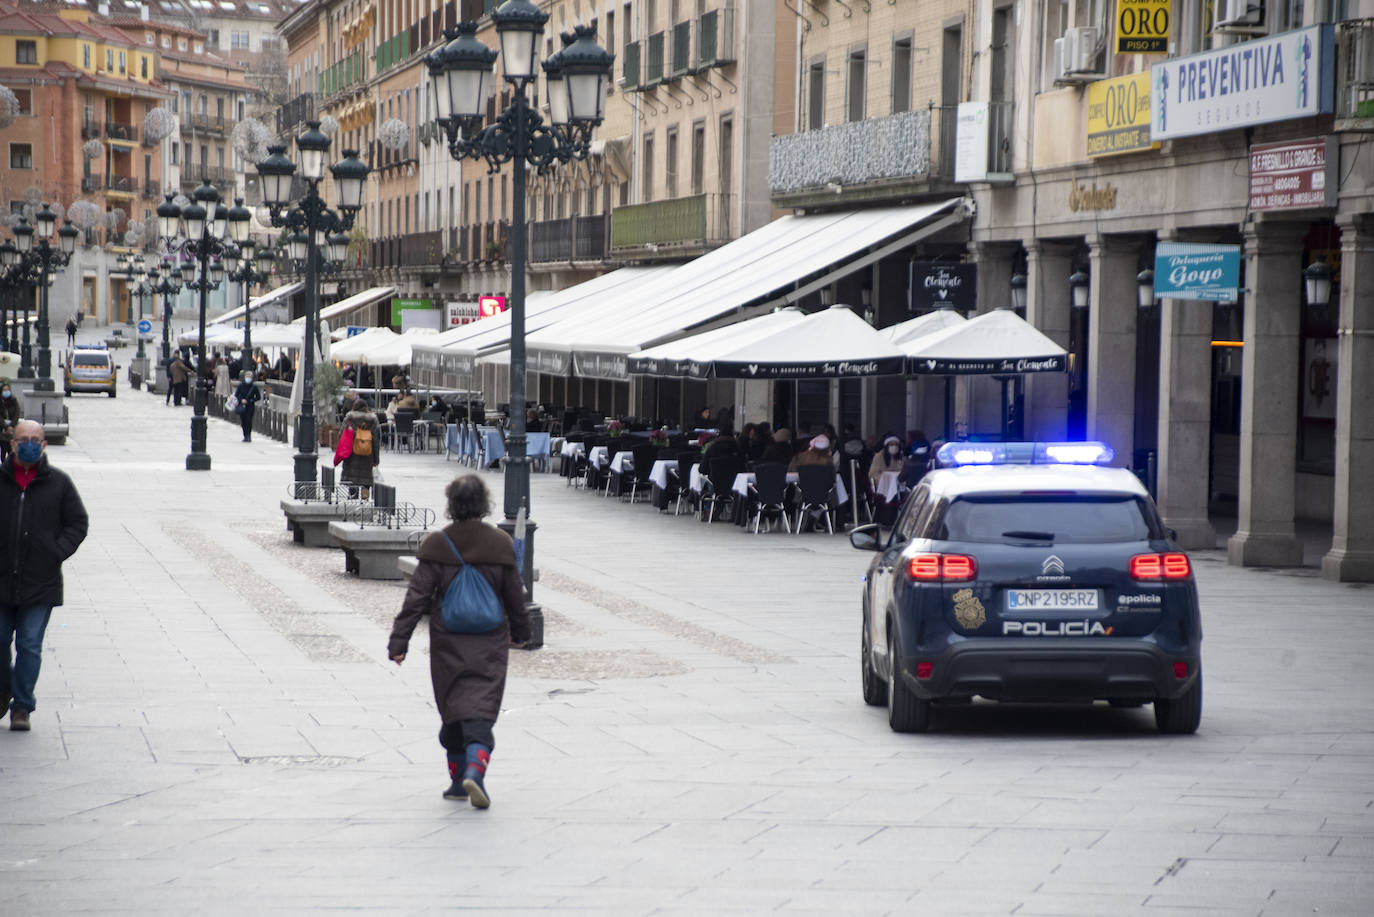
953, 588, 986, 629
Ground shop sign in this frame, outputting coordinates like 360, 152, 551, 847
1087, 72, 1159, 157
1069, 179, 1119, 211
1153, 242, 1241, 302
1116, 0, 1170, 54
1150, 25, 1333, 141
447, 301, 479, 326
954, 102, 989, 183
1248, 136, 1336, 211
1302, 337, 1337, 420
389, 297, 433, 325
479, 295, 507, 317
530, 348, 570, 375
909, 262, 976, 312
573, 351, 629, 380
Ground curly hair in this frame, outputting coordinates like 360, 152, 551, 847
445, 475, 491, 521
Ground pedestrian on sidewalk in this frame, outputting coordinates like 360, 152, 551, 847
388, 475, 530, 808
231, 370, 261, 442
0, 420, 89, 732
339, 399, 380, 500
0, 384, 21, 462
168, 352, 190, 406
65, 317, 77, 349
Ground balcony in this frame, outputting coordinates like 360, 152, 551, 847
180, 166, 236, 190
188, 112, 226, 134
610, 193, 732, 258
277, 92, 315, 134
105, 121, 138, 142
81, 120, 102, 140
1336, 19, 1374, 121
402, 230, 444, 267
530, 214, 608, 263
105, 174, 138, 193
622, 40, 640, 90
81, 175, 103, 193
144, 179, 161, 198
769, 109, 935, 206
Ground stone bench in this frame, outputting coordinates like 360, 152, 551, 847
328, 522, 426, 580
397, 555, 418, 582
281, 498, 353, 547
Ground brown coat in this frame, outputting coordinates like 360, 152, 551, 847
389, 520, 531, 723
168, 356, 190, 384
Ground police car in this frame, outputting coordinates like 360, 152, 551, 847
850, 441, 1202, 734
64, 344, 117, 397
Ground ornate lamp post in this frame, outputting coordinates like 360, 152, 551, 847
0, 240, 20, 360
8, 207, 78, 391
255, 124, 368, 489
427, 10, 611, 628
118, 255, 158, 363
154, 260, 183, 367
158, 183, 229, 470
224, 197, 277, 366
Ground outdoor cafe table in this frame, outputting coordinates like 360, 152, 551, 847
604, 450, 636, 498
726, 471, 850, 528
649, 459, 679, 510
558, 439, 585, 480
526, 431, 552, 472
875, 470, 902, 502
477, 427, 505, 468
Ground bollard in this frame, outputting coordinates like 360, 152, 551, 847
373, 483, 396, 510
320, 465, 335, 489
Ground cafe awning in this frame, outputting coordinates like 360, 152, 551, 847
329, 326, 398, 362
704, 305, 909, 379
297, 286, 396, 327
882, 308, 966, 346
903, 308, 1068, 374
527, 199, 968, 380
209, 282, 303, 326
626, 308, 809, 377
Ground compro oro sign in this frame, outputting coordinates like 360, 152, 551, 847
1116, 0, 1170, 54
1154, 242, 1241, 302
1150, 25, 1333, 141
1087, 72, 1158, 157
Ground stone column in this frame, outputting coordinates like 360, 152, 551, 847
1322, 214, 1374, 582
1023, 240, 1075, 441
1156, 286, 1217, 550
1227, 222, 1305, 567
969, 241, 1015, 315
1086, 235, 1139, 465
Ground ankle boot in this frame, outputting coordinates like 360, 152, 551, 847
461, 743, 491, 809
443, 758, 467, 800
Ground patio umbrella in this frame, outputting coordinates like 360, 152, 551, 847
329, 327, 398, 362
626, 308, 808, 377
704, 305, 907, 379
882, 307, 966, 346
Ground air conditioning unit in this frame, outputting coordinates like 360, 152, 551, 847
1214, 0, 1265, 33
1053, 36, 1068, 82
1064, 27, 1103, 77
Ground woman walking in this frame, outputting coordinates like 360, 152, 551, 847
0, 384, 21, 461
231, 371, 261, 442
339, 398, 380, 499
389, 476, 530, 807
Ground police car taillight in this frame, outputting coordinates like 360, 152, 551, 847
908, 553, 978, 582
1130, 553, 1191, 580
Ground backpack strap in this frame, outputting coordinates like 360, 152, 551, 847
439, 531, 465, 566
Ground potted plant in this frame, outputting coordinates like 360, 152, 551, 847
606, 419, 626, 438
649, 427, 669, 449
313, 362, 347, 447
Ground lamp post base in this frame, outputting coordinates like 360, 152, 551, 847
496, 518, 542, 650
186, 451, 212, 471
293, 451, 319, 486
31, 378, 54, 393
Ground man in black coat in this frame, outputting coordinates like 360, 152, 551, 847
0, 420, 89, 731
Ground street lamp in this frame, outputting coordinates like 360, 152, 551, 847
1303, 260, 1332, 308
158, 184, 230, 471
428, 10, 612, 640
154, 260, 182, 367
255, 127, 368, 489
226, 197, 274, 368
1136, 268, 1155, 309
4, 208, 77, 391
1009, 272, 1028, 315
1068, 269, 1091, 310
119, 255, 158, 363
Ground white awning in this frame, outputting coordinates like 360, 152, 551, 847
527, 199, 967, 379
293, 286, 396, 326
354, 328, 439, 366
329, 326, 398, 362
209, 282, 303, 326
704, 305, 909, 379
882, 308, 967, 345
902, 308, 1068, 375
627, 308, 809, 376
178, 322, 303, 349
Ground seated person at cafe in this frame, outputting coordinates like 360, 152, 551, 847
869, 434, 905, 526
759, 428, 793, 465
700, 426, 742, 476
692, 406, 714, 431
426, 394, 447, 416
789, 434, 834, 472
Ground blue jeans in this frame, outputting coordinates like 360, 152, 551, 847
0, 604, 53, 713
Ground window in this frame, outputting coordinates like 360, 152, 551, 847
665, 126, 678, 198
807, 58, 825, 130
145, 32, 154, 45
690, 121, 704, 195
162, 37, 170, 49
216, 97, 224, 121
9, 143, 33, 170
846, 49, 866, 122
892, 38, 912, 114
607, 10, 615, 54
642, 133, 653, 202
106, 49, 114, 71
178, 38, 187, 51
207, 29, 220, 48
10, 88, 31, 115
231, 30, 251, 50
217, 147, 224, 169
16, 40, 37, 65
119, 51, 126, 74
170, 144, 177, 164
141, 57, 148, 79
938, 495, 1154, 544
83, 44, 91, 68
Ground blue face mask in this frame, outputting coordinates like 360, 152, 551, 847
15, 441, 42, 464
1, 391, 10, 398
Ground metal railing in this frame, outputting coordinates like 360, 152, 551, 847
277, 92, 315, 134
342, 501, 435, 530
610, 193, 733, 253
188, 112, 226, 134
105, 174, 138, 192
768, 109, 933, 194
530, 213, 608, 262
143, 179, 161, 198
81, 120, 102, 140
105, 121, 138, 142
81, 175, 103, 192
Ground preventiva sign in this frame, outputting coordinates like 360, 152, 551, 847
1153, 242, 1241, 302
1149, 25, 1333, 141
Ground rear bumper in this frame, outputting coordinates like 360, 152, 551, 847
66, 380, 115, 392
898, 639, 1199, 702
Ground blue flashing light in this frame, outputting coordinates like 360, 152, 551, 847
936, 441, 1116, 467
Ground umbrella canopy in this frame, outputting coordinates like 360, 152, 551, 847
627, 308, 809, 377
704, 305, 908, 379
882, 308, 966, 346
329, 327, 398, 362
355, 328, 439, 366
178, 323, 304, 349
903, 308, 1067, 374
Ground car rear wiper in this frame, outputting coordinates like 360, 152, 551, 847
1002, 530, 1055, 540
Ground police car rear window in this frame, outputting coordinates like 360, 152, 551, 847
936, 495, 1153, 544
73, 354, 110, 367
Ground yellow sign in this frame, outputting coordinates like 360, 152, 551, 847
1086, 72, 1159, 158
1116, 0, 1170, 54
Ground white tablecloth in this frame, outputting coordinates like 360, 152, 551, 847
689, 465, 705, 494
649, 460, 678, 489
875, 471, 902, 501
560, 440, 584, 458
587, 446, 609, 469
610, 451, 634, 474
731, 472, 849, 503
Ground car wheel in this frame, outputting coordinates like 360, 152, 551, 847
108, 389, 116, 398
1109, 699, 1147, 708
1155, 666, 1203, 734
860, 615, 886, 707
886, 630, 930, 733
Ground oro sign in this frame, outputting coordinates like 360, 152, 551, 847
1116, 0, 1170, 54
479, 295, 507, 318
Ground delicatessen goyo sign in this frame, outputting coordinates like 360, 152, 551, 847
1249, 137, 1335, 211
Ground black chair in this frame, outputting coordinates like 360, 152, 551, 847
627, 443, 659, 504
749, 463, 792, 534
393, 409, 418, 453
675, 454, 700, 516
795, 464, 836, 534
701, 456, 743, 524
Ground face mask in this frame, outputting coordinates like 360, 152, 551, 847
1, 391, 10, 399
243, 376, 252, 384
15, 441, 42, 464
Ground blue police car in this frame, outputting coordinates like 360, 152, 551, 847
850, 442, 1202, 734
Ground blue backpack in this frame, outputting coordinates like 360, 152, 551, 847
437, 533, 506, 634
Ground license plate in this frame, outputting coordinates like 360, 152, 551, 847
1006, 589, 1099, 611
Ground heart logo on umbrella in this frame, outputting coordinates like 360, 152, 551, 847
747, 364, 759, 375
925, 359, 937, 370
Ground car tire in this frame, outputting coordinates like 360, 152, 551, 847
886, 631, 930, 733
861, 617, 886, 707
1154, 666, 1202, 734
108, 389, 116, 398
1109, 699, 1147, 708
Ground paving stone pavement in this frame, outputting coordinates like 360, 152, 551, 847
2, 380, 1373, 915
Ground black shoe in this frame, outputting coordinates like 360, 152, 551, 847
443, 778, 468, 801
10, 708, 30, 731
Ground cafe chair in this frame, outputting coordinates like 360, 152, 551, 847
701, 456, 743, 524
795, 464, 836, 534
675, 454, 699, 516
627, 443, 659, 505
749, 462, 792, 534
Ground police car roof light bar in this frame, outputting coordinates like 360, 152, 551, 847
937, 441, 1116, 467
